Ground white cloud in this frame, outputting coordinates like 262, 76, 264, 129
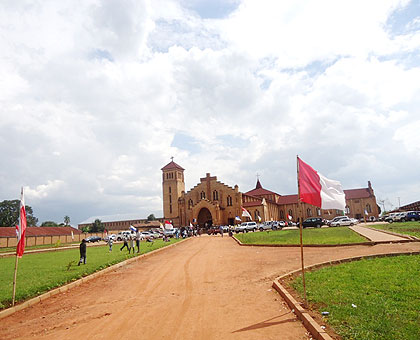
0, 0, 419, 224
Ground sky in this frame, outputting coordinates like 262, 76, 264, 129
1, 0, 420, 225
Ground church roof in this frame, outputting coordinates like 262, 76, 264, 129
161, 160, 184, 171
343, 188, 372, 199
277, 195, 299, 205
245, 180, 278, 197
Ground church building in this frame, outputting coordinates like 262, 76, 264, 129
161, 160, 380, 228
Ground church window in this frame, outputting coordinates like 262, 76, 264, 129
306, 208, 312, 217
188, 199, 193, 209
200, 191, 206, 200
280, 210, 284, 219
227, 196, 232, 206
317, 208, 321, 216
169, 195, 172, 203
169, 186, 171, 194
213, 190, 219, 201
366, 203, 372, 213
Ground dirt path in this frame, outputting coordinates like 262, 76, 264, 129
1, 236, 419, 340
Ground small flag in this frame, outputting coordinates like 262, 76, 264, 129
257, 215, 261, 222
287, 214, 292, 220
164, 221, 174, 229
364, 210, 368, 215
241, 207, 252, 220
16, 187, 27, 258
129, 225, 136, 232
235, 216, 241, 221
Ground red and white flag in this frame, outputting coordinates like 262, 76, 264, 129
241, 207, 252, 220
298, 157, 346, 211
164, 220, 174, 229
16, 187, 27, 258
287, 214, 293, 220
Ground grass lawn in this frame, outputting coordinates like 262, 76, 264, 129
370, 221, 420, 238
290, 255, 420, 340
235, 227, 367, 245
0, 239, 182, 309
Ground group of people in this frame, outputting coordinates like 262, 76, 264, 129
78, 228, 142, 266
119, 230, 141, 254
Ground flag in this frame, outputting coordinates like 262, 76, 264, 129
241, 207, 252, 220
364, 210, 369, 215
164, 220, 174, 229
287, 214, 292, 220
189, 222, 193, 228
298, 157, 346, 210
257, 215, 261, 222
129, 225, 137, 232
235, 216, 241, 221
71, 230, 74, 240
16, 187, 27, 258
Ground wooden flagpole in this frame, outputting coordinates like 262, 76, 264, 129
12, 253, 19, 306
297, 155, 307, 305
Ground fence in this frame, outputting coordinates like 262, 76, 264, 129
0, 232, 107, 249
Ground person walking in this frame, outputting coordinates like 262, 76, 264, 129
129, 234, 135, 254
136, 228, 141, 253
107, 237, 113, 252
78, 239, 87, 265
120, 235, 129, 252
219, 225, 224, 237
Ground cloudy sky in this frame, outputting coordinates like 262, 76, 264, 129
1, 0, 419, 225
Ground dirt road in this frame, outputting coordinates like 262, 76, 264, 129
1, 236, 419, 340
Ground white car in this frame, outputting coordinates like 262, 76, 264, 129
330, 217, 355, 227
103, 234, 116, 242
327, 216, 349, 226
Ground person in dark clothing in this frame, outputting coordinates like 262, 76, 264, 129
120, 235, 129, 251
78, 239, 87, 265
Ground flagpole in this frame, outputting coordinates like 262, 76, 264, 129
12, 252, 19, 306
297, 155, 307, 305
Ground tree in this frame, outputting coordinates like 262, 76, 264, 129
91, 219, 104, 232
147, 214, 156, 221
64, 215, 70, 226
41, 221, 59, 227
0, 200, 38, 227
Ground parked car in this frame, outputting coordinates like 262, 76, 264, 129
116, 231, 134, 241
259, 221, 273, 231
235, 222, 257, 233
330, 217, 355, 227
302, 218, 324, 228
140, 231, 154, 240
271, 221, 285, 230
103, 234, 116, 242
384, 213, 398, 223
394, 212, 407, 222
85, 236, 102, 243
327, 216, 348, 226
405, 211, 420, 221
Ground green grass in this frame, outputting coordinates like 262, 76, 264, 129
235, 227, 367, 245
290, 255, 420, 340
0, 239, 181, 309
370, 221, 420, 238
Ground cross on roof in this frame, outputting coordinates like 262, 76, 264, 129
170, 156, 174, 162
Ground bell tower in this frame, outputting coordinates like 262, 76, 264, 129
161, 158, 185, 227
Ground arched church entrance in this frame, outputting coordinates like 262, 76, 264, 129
197, 208, 213, 229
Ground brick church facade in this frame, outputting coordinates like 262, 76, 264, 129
161, 160, 380, 228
